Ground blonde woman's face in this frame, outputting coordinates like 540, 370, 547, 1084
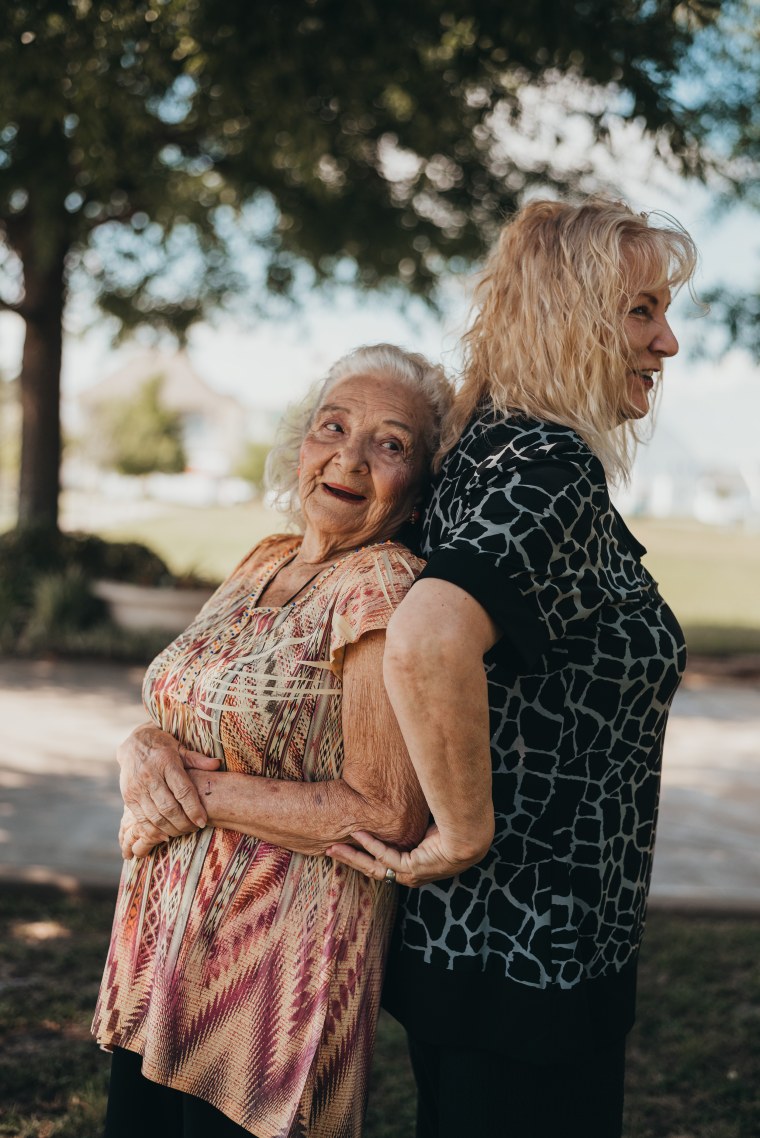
298, 373, 428, 553
622, 285, 678, 418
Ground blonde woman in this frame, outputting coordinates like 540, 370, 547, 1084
329, 199, 698, 1138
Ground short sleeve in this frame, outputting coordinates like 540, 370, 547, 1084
420, 458, 611, 670
328, 544, 424, 676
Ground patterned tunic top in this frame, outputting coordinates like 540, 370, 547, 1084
383, 410, 686, 1061
93, 536, 423, 1138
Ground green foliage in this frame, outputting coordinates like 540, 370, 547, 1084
1, 0, 746, 527
0, 525, 174, 654
24, 566, 107, 640
90, 375, 186, 476
0, 0, 727, 324
233, 440, 271, 490
0, 525, 172, 591
683, 0, 760, 355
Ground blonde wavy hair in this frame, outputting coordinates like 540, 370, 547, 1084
443, 197, 699, 481
266, 343, 453, 528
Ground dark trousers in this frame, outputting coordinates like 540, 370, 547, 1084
407, 1033, 626, 1138
103, 1047, 256, 1138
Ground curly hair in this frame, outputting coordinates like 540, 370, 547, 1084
442, 197, 699, 482
265, 343, 453, 529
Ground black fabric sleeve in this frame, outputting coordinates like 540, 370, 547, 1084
417, 549, 550, 671
420, 457, 615, 659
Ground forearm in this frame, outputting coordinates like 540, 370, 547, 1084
188, 769, 419, 856
383, 583, 496, 861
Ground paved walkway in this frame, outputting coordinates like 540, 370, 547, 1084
1, 658, 759, 908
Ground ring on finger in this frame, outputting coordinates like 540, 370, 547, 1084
383, 866, 396, 885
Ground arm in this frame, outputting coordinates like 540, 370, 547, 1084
117, 536, 299, 838
383, 579, 497, 859
123, 629, 428, 858
328, 455, 608, 886
327, 578, 498, 885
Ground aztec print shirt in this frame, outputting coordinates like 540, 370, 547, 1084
383, 410, 686, 1060
93, 536, 423, 1138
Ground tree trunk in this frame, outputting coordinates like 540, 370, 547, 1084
17, 247, 67, 532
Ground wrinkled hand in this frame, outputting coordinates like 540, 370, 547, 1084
119, 807, 166, 860
117, 722, 220, 839
327, 823, 484, 888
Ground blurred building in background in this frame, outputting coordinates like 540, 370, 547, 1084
614, 425, 760, 529
65, 350, 280, 512
58, 347, 760, 529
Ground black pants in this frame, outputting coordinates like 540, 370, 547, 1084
407, 1033, 626, 1138
103, 1047, 257, 1138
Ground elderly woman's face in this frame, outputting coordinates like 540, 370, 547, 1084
298, 373, 429, 552
623, 284, 679, 418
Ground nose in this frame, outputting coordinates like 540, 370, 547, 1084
653, 315, 679, 359
335, 436, 370, 472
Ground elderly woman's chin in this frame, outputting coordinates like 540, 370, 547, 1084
302, 488, 411, 551
311, 507, 373, 549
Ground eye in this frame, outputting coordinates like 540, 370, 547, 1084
320, 420, 343, 434
380, 438, 404, 453
629, 304, 651, 318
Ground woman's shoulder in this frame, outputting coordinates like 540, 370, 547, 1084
336, 541, 424, 587
322, 542, 422, 616
447, 408, 600, 483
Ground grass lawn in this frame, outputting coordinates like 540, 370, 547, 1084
88, 504, 760, 655
1, 887, 759, 1137
87, 500, 282, 586
633, 518, 760, 654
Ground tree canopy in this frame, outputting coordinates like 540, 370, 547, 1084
684, 0, 760, 357
0, 0, 737, 527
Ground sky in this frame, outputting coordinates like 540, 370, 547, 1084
1, 146, 759, 475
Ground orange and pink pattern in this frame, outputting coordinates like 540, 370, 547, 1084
93, 536, 422, 1137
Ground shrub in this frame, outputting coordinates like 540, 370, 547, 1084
0, 526, 178, 658
22, 567, 109, 649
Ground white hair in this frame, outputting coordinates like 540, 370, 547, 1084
265, 343, 453, 529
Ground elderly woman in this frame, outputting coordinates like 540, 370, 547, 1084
330, 199, 699, 1138
92, 343, 451, 1138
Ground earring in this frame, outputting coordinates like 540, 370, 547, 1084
409, 506, 421, 525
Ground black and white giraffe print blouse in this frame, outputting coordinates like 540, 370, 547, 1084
383, 408, 686, 1059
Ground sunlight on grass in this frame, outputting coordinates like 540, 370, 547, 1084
90, 500, 285, 583
11, 920, 71, 943
78, 507, 760, 653
634, 519, 760, 653
635, 519, 760, 630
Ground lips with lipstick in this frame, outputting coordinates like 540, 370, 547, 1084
321, 481, 368, 503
